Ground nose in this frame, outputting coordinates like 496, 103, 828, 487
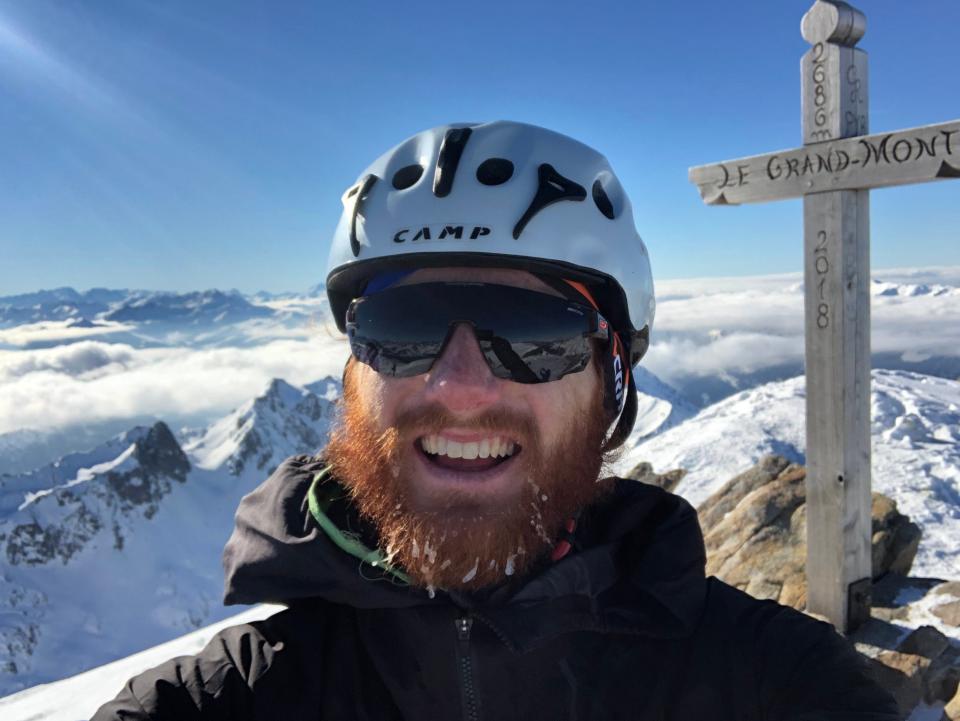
423, 323, 500, 413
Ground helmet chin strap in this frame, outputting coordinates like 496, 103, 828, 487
603, 370, 638, 451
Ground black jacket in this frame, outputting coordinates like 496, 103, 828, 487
93, 455, 898, 720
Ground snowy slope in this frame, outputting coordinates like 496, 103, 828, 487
0, 378, 339, 696
628, 366, 699, 440
614, 369, 960, 579
0, 604, 283, 721
185, 377, 338, 476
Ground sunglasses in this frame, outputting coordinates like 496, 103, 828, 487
345, 282, 611, 383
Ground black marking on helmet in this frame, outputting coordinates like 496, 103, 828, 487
433, 127, 473, 197
512, 163, 586, 240
592, 179, 615, 219
476, 158, 514, 186
342, 173, 379, 257
392, 164, 423, 190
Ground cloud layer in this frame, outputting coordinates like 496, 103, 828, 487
1, 266, 958, 437
0, 339, 350, 435
645, 266, 960, 388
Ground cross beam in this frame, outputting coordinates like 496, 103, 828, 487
687, 0, 959, 633
690, 120, 960, 205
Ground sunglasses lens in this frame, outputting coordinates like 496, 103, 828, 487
346, 283, 603, 382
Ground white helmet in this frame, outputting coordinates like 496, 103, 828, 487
325, 121, 655, 446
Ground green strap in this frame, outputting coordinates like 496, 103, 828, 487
307, 468, 411, 585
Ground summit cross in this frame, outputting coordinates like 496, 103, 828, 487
688, 0, 959, 633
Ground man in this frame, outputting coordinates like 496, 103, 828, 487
94, 121, 897, 719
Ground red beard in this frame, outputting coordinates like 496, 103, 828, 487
323, 362, 615, 592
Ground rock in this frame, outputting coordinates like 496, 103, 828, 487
927, 646, 960, 707
702, 460, 808, 608
696, 455, 959, 717
894, 627, 960, 706
697, 455, 792, 531
899, 626, 950, 659
872, 494, 922, 577
698, 454, 925, 611
866, 641, 960, 716
932, 600, 960, 627
869, 650, 929, 716
624, 461, 686, 494
935, 582, 960, 599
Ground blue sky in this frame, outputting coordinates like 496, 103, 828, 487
1, 0, 957, 295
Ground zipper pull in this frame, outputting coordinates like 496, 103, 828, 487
456, 616, 473, 642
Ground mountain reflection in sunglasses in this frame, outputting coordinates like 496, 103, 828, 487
345, 282, 610, 384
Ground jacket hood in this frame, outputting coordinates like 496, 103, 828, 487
223, 455, 708, 649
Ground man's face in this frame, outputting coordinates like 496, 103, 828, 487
324, 267, 614, 592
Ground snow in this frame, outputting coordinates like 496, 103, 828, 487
0, 378, 337, 697
614, 369, 960, 579
0, 604, 282, 721
17, 443, 136, 511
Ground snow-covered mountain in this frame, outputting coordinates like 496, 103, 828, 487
628, 366, 699, 439
614, 369, 960, 579
0, 288, 128, 330
0, 377, 339, 696
102, 290, 273, 325
0, 287, 299, 352
185, 377, 338, 476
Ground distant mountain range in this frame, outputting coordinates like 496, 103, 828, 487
0, 286, 328, 333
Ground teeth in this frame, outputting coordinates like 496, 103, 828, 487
421, 434, 516, 459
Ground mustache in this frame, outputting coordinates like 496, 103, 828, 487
392, 402, 539, 444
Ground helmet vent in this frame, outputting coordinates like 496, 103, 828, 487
476, 158, 514, 186
341, 173, 379, 257
433, 127, 473, 197
592, 179, 616, 219
512, 163, 586, 240
392, 164, 424, 190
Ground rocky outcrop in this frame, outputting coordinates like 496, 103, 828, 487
872, 493, 923, 578
624, 461, 686, 493
1, 422, 190, 567
106, 422, 190, 514
854, 615, 960, 718
697, 455, 922, 609
690, 454, 957, 718
0, 579, 45, 675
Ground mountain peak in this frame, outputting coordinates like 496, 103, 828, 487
185, 379, 339, 476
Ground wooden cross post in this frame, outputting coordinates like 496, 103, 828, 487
688, 0, 960, 633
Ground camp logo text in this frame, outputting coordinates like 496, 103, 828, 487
393, 225, 491, 243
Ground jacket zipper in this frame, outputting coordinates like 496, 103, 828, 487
455, 616, 481, 721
